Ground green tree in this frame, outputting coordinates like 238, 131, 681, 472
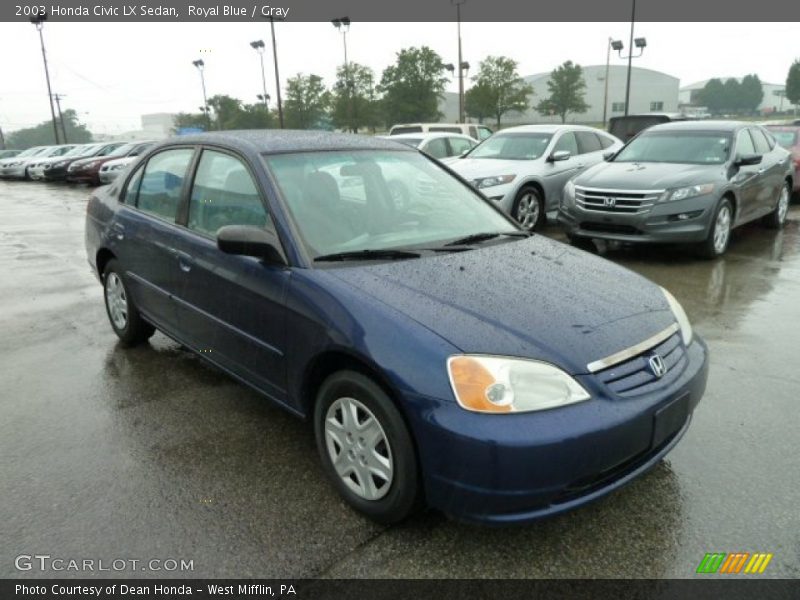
283, 73, 331, 129
786, 59, 800, 108
696, 78, 726, 114
7, 109, 92, 148
378, 46, 448, 126
468, 56, 533, 127
740, 74, 764, 114
332, 62, 381, 133
229, 103, 275, 129
206, 94, 244, 130
722, 78, 743, 113
464, 81, 495, 124
535, 61, 589, 124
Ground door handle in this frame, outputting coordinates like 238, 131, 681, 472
173, 250, 193, 273
757, 168, 766, 174
111, 223, 125, 240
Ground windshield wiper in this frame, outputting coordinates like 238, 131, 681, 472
443, 231, 531, 247
314, 248, 421, 262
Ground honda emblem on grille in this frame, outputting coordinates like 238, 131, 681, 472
648, 354, 667, 378
603, 196, 617, 207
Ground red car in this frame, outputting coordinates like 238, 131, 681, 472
65, 141, 138, 186
766, 125, 800, 197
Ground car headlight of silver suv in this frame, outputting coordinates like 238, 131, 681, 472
447, 355, 590, 413
472, 174, 516, 189
661, 287, 693, 345
667, 183, 715, 202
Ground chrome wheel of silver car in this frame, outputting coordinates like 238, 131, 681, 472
324, 396, 393, 501
515, 191, 540, 231
777, 185, 789, 224
105, 272, 128, 330
713, 204, 731, 254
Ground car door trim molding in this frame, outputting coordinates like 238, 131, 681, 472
587, 322, 680, 373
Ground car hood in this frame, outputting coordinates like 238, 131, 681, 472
327, 236, 675, 375
448, 157, 536, 182
577, 161, 725, 190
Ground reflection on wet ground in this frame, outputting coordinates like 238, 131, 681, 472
1, 180, 798, 578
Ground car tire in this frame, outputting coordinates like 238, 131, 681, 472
314, 370, 421, 524
102, 259, 155, 346
698, 197, 733, 259
512, 186, 544, 231
763, 181, 791, 229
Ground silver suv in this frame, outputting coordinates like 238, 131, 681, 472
558, 121, 794, 257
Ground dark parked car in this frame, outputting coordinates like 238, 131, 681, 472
66, 142, 130, 184
40, 142, 122, 182
86, 131, 708, 524
559, 121, 794, 258
608, 113, 692, 142
765, 124, 800, 196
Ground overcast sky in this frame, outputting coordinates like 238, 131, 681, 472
0, 21, 797, 135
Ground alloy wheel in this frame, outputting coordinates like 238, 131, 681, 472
516, 192, 540, 230
105, 272, 128, 330
713, 205, 731, 254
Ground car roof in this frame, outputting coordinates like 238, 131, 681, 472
387, 132, 474, 140
157, 130, 416, 155
646, 120, 746, 133
496, 124, 605, 135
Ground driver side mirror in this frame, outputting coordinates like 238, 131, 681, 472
735, 153, 762, 167
602, 151, 616, 161
548, 150, 571, 162
217, 225, 286, 265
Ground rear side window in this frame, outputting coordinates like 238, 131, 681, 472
188, 150, 270, 237
136, 148, 194, 222
469, 126, 478, 139
750, 128, 772, 154
390, 126, 422, 135
477, 127, 493, 141
576, 131, 603, 154
448, 137, 475, 156
423, 137, 449, 159
553, 132, 579, 156
598, 134, 616, 149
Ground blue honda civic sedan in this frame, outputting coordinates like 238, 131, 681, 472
85, 131, 708, 525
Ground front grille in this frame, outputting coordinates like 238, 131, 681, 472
594, 332, 686, 397
575, 186, 663, 214
580, 222, 641, 235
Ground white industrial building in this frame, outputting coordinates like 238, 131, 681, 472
679, 79, 788, 114
439, 64, 680, 126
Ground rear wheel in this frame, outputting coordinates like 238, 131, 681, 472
763, 182, 790, 229
103, 259, 155, 346
314, 371, 421, 524
512, 187, 544, 231
698, 198, 733, 259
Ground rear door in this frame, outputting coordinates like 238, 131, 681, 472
731, 129, 763, 224
171, 147, 290, 400
446, 136, 476, 158
749, 127, 784, 216
575, 131, 606, 169
543, 131, 582, 207
112, 147, 196, 334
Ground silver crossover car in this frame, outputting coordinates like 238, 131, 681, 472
558, 121, 794, 258
445, 125, 622, 231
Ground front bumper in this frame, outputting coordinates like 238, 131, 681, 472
558, 193, 718, 244
41, 165, 70, 181
98, 168, 123, 184
28, 165, 48, 180
0, 165, 29, 178
66, 166, 101, 184
408, 338, 708, 524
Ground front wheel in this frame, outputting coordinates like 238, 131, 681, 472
698, 198, 733, 259
512, 187, 544, 231
763, 182, 790, 229
314, 371, 421, 524
103, 259, 155, 346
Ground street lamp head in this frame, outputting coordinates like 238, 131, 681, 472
332, 17, 350, 31
461, 61, 470, 71
250, 40, 265, 51
192, 59, 205, 71
29, 11, 48, 26
634, 37, 647, 49
611, 40, 624, 51
444, 63, 455, 72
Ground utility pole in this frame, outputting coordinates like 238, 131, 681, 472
269, 17, 284, 129
453, 0, 467, 124
31, 13, 60, 144
52, 93, 68, 143
624, 0, 636, 117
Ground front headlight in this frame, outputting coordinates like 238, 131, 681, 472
661, 287, 693, 345
110, 164, 125, 171
53, 160, 68, 168
667, 183, 715, 202
447, 355, 590, 414
472, 174, 516, 189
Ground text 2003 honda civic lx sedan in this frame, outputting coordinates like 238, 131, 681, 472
85, 131, 708, 525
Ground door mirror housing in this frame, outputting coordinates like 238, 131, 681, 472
549, 150, 571, 162
602, 151, 616, 161
735, 153, 762, 167
217, 225, 286, 265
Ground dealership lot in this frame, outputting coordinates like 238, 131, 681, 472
1, 180, 799, 578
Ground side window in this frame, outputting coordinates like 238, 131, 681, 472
188, 150, 270, 237
423, 138, 449, 159
750, 128, 772, 154
469, 126, 478, 139
478, 127, 493, 141
429, 126, 461, 134
576, 131, 603, 154
598, 134, 616, 149
448, 137, 474, 157
735, 129, 756, 157
136, 148, 194, 221
553, 132, 579, 156
123, 164, 144, 204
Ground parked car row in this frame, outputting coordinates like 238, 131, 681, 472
0, 140, 156, 186
432, 121, 794, 257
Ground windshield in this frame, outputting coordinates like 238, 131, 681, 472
264, 150, 518, 260
467, 133, 552, 160
109, 143, 136, 157
96, 143, 125, 157
767, 130, 797, 148
62, 145, 92, 157
17, 147, 46, 157
614, 131, 732, 165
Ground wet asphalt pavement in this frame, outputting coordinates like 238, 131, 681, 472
1, 179, 798, 579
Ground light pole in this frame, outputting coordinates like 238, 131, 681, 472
30, 12, 60, 144
250, 40, 269, 109
268, 17, 284, 129
192, 59, 211, 130
52, 93, 68, 143
452, 0, 467, 123
332, 17, 352, 131
602, 38, 623, 126
257, 93, 271, 108
612, 0, 647, 117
